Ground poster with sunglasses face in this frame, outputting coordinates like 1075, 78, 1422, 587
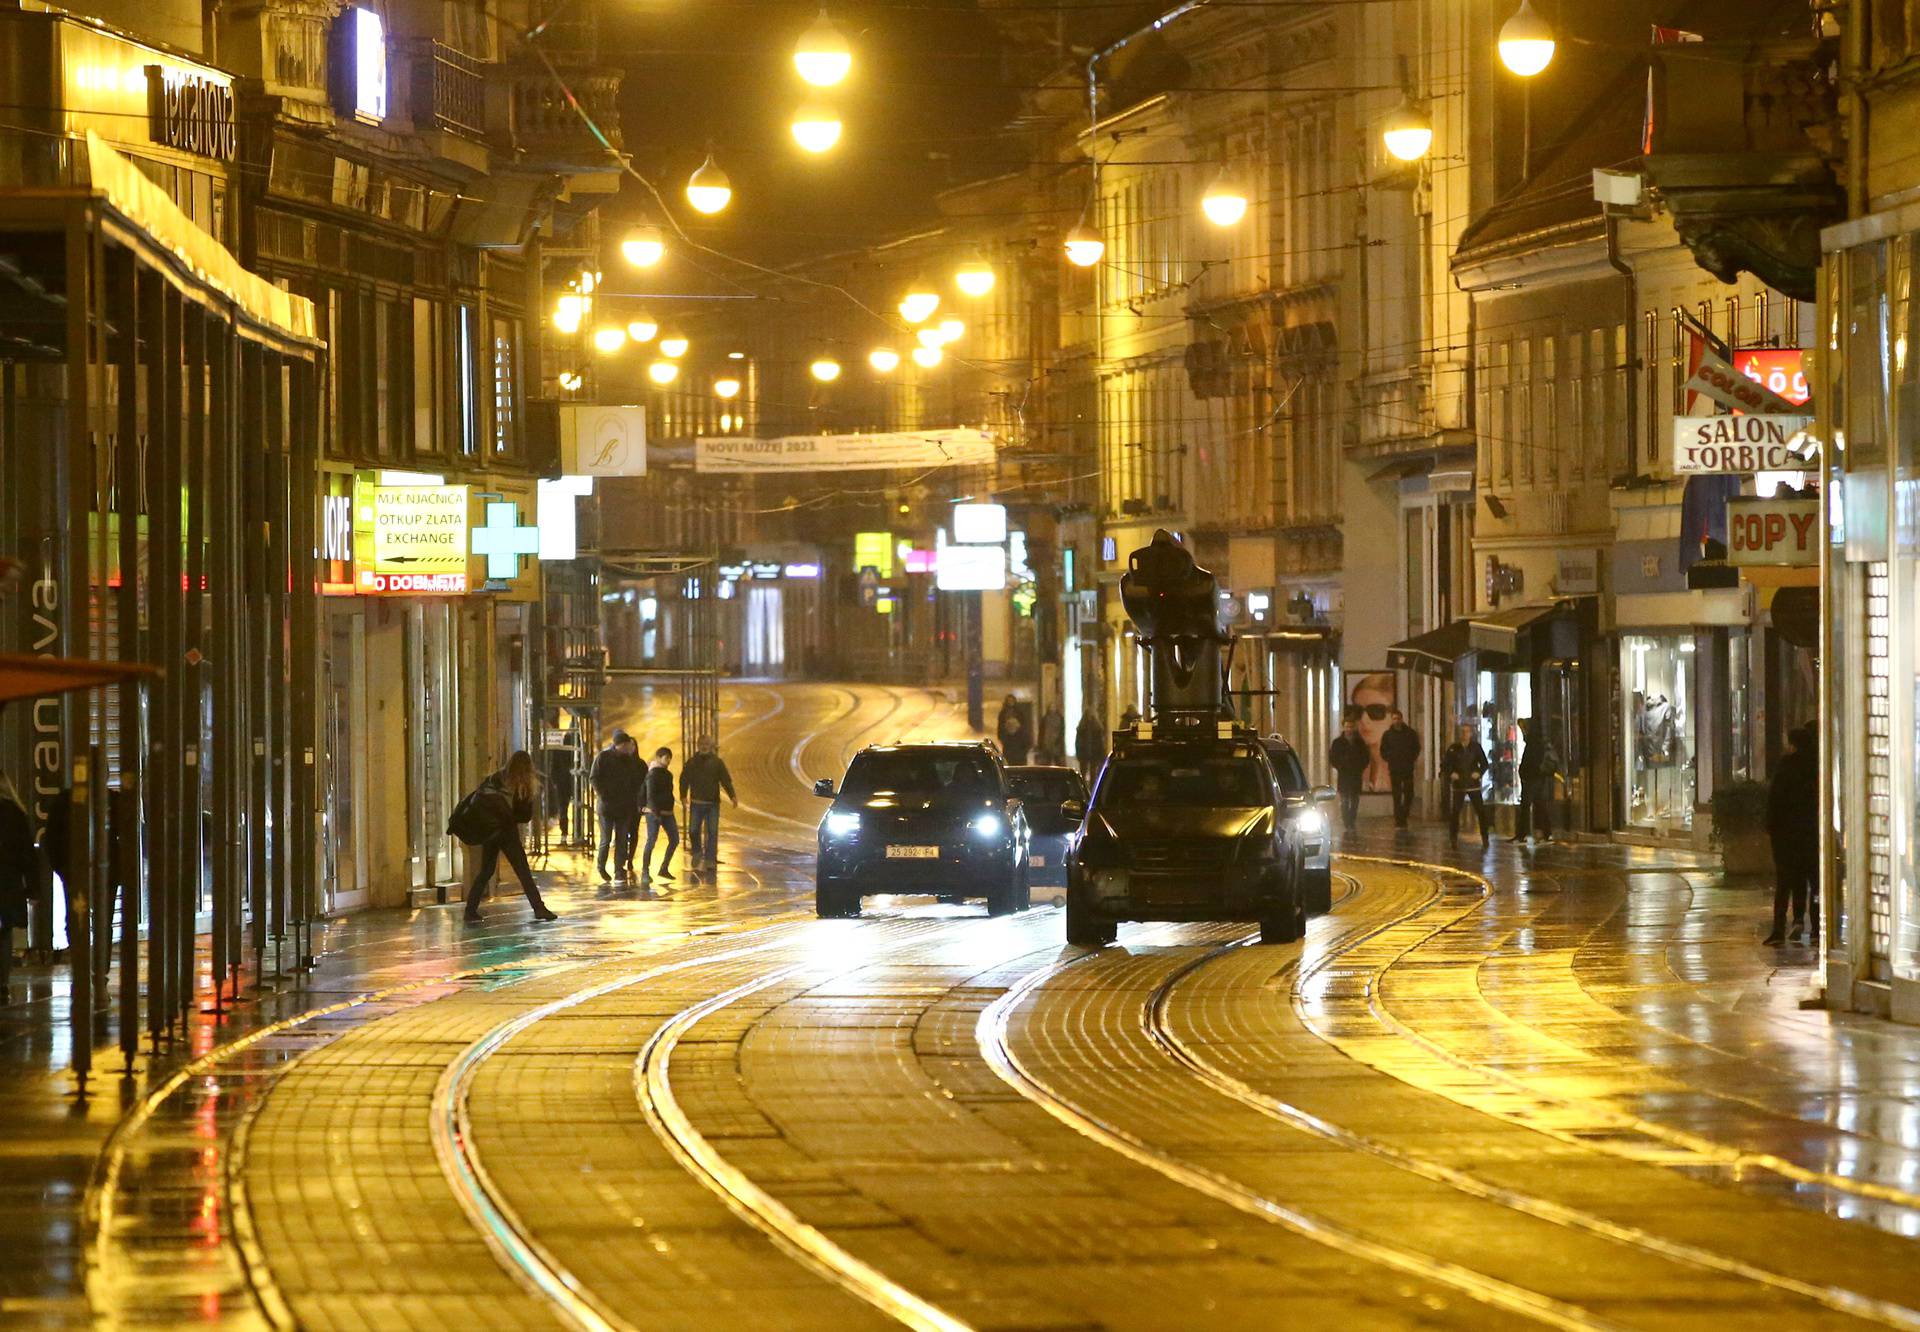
1346, 671, 1398, 793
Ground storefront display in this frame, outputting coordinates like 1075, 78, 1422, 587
1473, 670, 1532, 806
1622, 635, 1695, 831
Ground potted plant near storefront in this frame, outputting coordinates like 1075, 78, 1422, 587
1709, 779, 1773, 876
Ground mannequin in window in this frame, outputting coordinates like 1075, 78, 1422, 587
1639, 693, 1676, 767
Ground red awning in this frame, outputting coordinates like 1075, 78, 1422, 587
0, 654, 160, 705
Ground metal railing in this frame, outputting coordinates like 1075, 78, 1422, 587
411, 41, 487, 140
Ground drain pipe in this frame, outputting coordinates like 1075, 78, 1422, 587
1605, 210, 1639, 475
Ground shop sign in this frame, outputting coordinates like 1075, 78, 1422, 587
146, 67, 235, 160
559, 405, 647, 476
936, 544, 1007, 592
1727, 497, 1819, 566
1671, 414, 1811, 475
1555, 550, 1599, 595
902, 547, 936, 574
749, 562, 782, 580
472, 500, 540, 582
1684, 347, 1803, 415
854, 531, 894, 578
953, 502, 1007, 545
536, 475, 593, 561
355, 482, 468, 594
319, 483, 354, 595
1733, 348, 1810, 406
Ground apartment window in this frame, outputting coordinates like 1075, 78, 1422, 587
456, 304, 478, 457
1515, 336, 1533, 487
413, 297, 438, 457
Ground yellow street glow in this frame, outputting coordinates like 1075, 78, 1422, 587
620, 225, 665, 267
1201, 173, 1249, 227
955, 255, 995, 297
714, 377, 742, 399
911, 345, 943, 368
899, 288, 940, 325
648, 360, 679, 385
553, 294, 586, 334
1382, 99, 1434, 161
557, 370, 582, 391
1064, 224, 1104, 267
686, 156, 732, 214
592, 325, 626, 354
869, 347, 901, 372
793, 9, 852, 87
790, 104, 843, 154
659, 335, 690, 359
627, 317, 659, 343
916, 327, 945, 349
1499, 0, 1555, 76
936, 317, 964, 343
810, 357, 842, 382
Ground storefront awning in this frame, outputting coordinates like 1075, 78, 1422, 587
1467, 603, 1559, 655
0, 653, 160, 705
1387, 620, 1477, 676
1388, 604, 1567, 677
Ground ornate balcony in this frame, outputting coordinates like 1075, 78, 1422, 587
496, 65, 624, 176
409, 41, 486, 140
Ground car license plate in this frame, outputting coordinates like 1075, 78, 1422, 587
1029, 854, 1047, 867
886, 845, 939, 859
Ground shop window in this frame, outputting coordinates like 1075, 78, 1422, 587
1622, 634, 1695, 832
1474, 669, 1532, 806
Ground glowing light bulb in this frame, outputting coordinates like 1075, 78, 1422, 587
793, 9, 852, 87
648, 360, 679, 385
955, 254, 995, 297
685, 156, 732, 214
1499, 0, 1555, 76
659, 335, 689, 358
869, 347, 901, 372
936, 317, 964, 343
592, 325, 626, 354
1064, 224, 1104, 267
714, 377, 742, 399
912, 345, 943, 368
1382, 99, 1434, 162
553, 294, 585, 334
899, 288, 940, 325
916, 327, 944, 349
627, 317, 659, 343
810, 357, 842, 382
620, 226, 665, 268
1200, 173, 1249, 227
790, 104, 843, 154
557, 370, 582, 391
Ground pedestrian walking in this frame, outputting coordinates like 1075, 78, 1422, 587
1037, 705, 1067, 766
1380, 709, 1422, 828
1515, 720, 1558, 842
454, 752, 557, 924
590, 730, 642, 883
1442, 723, 1492, 850
1765, 723, 1820, 945
546, 747, 576, 840
0, 775, 32, 989
1075, 702, 1108, 783
641, 746, 679, 881
680, 741, 738, 870
996, 694, 1032, 764
1328, 711, 1370, 833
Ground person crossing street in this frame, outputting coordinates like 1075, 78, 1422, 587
1380, 709, 1422, 828
590, 731, 642, 883
1328, 711, 1370, 834
641, 746, 680, 882
456, 752, 558, 924
680, 741, 738, 871
1442, 723, 1492, 851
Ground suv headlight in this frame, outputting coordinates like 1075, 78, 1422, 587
1294, 807, 1327, 837
824, 811, 860, 838
970, 812, 1005, 839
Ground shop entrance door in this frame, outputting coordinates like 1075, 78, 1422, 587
407, 602, 460, 893
320, 606, 368, 912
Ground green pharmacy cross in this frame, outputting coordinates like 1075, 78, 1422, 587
473, 500, 539, 580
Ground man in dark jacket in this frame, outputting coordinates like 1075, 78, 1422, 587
1380, 709, 1422, 829
590, 731, 642, 882
1328, 711, 1370, 834
680, 742, 738, 871
996, 694, 1032, 764
1515, 720, 1558, 843
1442, 723, 1492, 850
1765, 724, 1820, 945
641, 746, 679, 882
1075, 701, 1108, 783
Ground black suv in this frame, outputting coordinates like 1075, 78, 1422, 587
813, 742, 1031, 918
1065, 736, 1304, 946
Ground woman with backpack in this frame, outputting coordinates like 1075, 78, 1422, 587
456, 751, 558, 924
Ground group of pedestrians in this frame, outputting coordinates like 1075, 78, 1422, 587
1327, 710, 1560, 851
455, 729, 737, 926
589, 731, 737, 885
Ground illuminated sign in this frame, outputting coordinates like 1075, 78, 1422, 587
559, 405, 648, 476
749, 562, 782, 580
536, 475, 593, 561
1671, 414, 1811, 475
146, 66, 235, 160
355, 482, 468, 594
936, 544, 1007, 592
783, 563, 821, 579
319, 484, 354, 595
952, 502, 1007, 545
903, 547, 936, 574
472, 500, 540, 581
1727, 496, 1819, 567
1733, 348, 1809, 406
333, 8, 389, 123
854, 531, 894, 578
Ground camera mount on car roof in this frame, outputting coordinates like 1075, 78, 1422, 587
1119, 529, 1243, 734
